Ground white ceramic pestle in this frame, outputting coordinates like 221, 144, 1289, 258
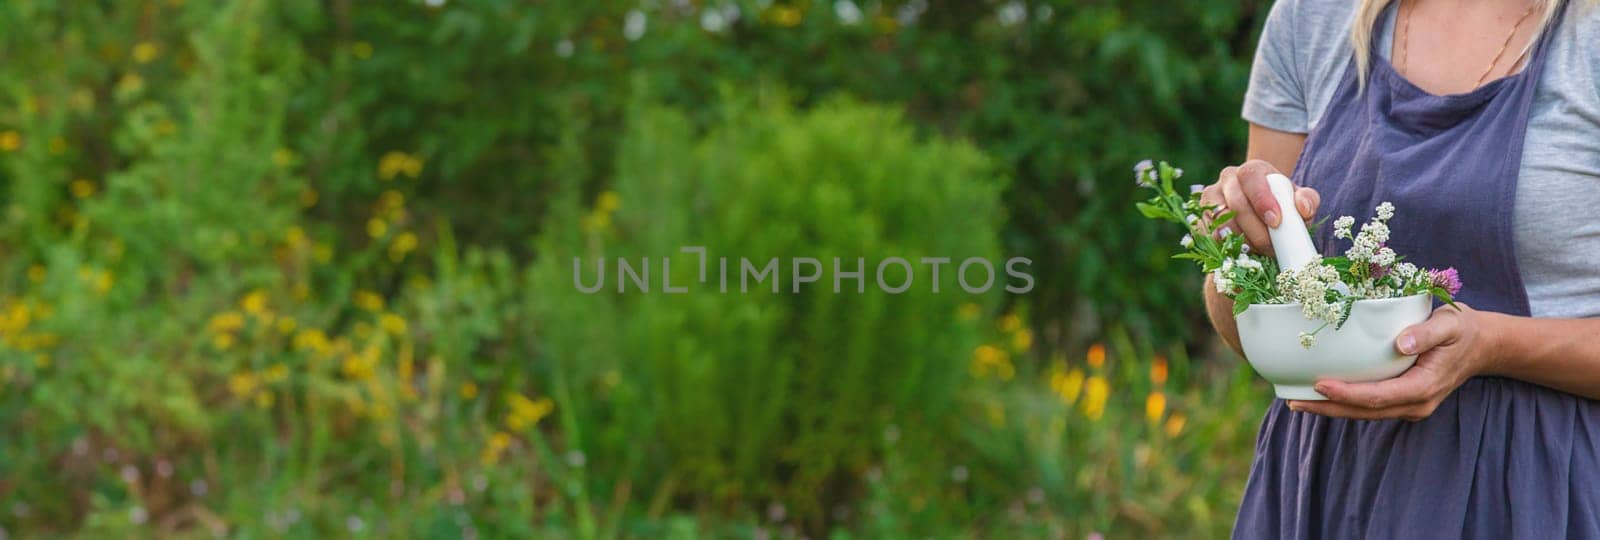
1264, 173, 1319, 271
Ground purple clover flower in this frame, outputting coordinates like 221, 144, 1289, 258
1429, 267, 1463, 296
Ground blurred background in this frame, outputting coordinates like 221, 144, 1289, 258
0, 0, 1276, 537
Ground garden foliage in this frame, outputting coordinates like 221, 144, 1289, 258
0, 0, 1272, 536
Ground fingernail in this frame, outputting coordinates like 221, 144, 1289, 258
1313, 383, 1329, 395
1287, 402, 1302, 412
1263, 210, 1280, 227
1398, 335, 1416, 354
1297, 197, 1310, 216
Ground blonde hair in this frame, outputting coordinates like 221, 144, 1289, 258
1349, 0, 1567, 89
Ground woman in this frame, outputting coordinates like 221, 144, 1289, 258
1200, 0, 1600, 537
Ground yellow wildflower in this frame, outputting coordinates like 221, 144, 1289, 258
2, 302, 31, 332
352, 41, 373, 60
208, 311, 246, 333
272, 148, 296, 168
70, 179, 96, 198
34, 354, 51, 368
377, 151, 423, 180
228, 372, 259, 398
275, 316, 298, 335
0, 130, 20, 152
291, 283, 311, 301
293, 328, 329, 353
579, 210, 612, 232
1151, 354, 1169, 385
957, 302, 981, 322
1086, 343, 1106, 369
969, 344, 1014, 380
255, 390, 275, 409
264, 363, 289, 383
1011, 328, 1033, 352
1145, 391, 1166, 424
1049, 367, 1085, 405
480, 431, 512, 466
212, 333, 235, 350
459, 381, 479, 400
379, 313, 407, 335
76, 267, 113, 294
283, 226, 306, 248
48, 136, 66, 155
367, 217, 387, 238
389, 231, 418, 262
1165, 413, 1188, 437
505, 393, 554, 431
767, 5, 803, 26
70, 88, 95, 112
596, 191, 621, 213
1082, 375, 1109, 421
999, 313, 1023, 333
131, 42, 159, 63
299, 187, 319, 208
239, 289, 269, 315
116, 73, 143, 94
27, 265, 46, 283
341, 348, 379, 380
378, 190, 405, 211
353, 290, 385, 311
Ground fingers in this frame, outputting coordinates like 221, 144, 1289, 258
1235, 160, 1283, 228
1396, 306, 1464, 356
1313, 369, 1437, 410
1199, 168, 1232, 222
1222, 176, 1273, 255
1294, 187, 1320, 222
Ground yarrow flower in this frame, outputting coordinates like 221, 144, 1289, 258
1376, 201, 1395, 220
1333, 216, 1356, 239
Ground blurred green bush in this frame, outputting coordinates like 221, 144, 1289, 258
528, 95, 1004, 528
0, 0, 1274, 537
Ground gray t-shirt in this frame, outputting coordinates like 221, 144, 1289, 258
1243, 0, 1600, 318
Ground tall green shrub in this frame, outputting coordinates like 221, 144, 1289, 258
527, 95, 1008, 526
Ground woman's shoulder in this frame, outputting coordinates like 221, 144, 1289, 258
1546, 2, 1600, 104
1262, 0, 1360, 51
1251, 0, 1365, 130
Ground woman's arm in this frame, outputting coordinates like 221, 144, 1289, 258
1204, 123, 1309, 355
1490, 315, 1600, 398
1290, 307, 1600, 420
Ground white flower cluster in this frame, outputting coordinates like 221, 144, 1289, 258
1275, 258, 1344, 329
1339, 202, 1395, 266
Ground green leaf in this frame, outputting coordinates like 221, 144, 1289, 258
1432, 288, 1458, 308
1334, 300, 1354, 330
1136, 201, 1172, 220
1213, 210, 1236, 227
